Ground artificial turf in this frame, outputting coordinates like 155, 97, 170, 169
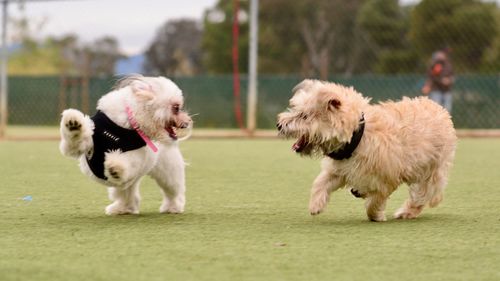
0, 138, 499, 281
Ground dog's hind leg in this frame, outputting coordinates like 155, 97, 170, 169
309, 169, 345, 215
394, 180, 439, 219
105, 181, 141, 215
103, 151, 132, 186
395, 163, 450, 219
150, 147, 186, 214
394, 184, 426, 219
59, 109, 94, 158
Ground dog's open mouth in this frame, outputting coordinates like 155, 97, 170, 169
292, 136, 309, 152
165, 126, 178, 140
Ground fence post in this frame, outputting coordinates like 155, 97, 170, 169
246, 0, 258, 135
0, 0, 8, 138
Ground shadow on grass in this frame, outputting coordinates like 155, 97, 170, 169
44, 209, 464, 231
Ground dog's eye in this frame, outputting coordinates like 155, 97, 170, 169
300, 113, 308, 120
172, 105, 180, 115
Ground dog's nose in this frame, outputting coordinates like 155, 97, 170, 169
276, 123, 283, 131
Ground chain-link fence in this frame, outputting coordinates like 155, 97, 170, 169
3, 0, 500, 135
6, 74, 500, 130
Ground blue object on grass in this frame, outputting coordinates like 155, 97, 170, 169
22, 195, 33, 201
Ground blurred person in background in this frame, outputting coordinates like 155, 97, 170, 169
421, 48, 454, 113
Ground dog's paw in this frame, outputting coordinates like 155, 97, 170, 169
108, 166, 124, 180
61, 109, 86, 138
394, 207, 421, 219
66, 119, 82, 132
105, 165, 128, 185
104, 153, 130, 185
368, 212, 387, 222
105, 202, 139, 215
309, 199, 327, 216
159, 196, 185, 214
309, 189, 329, 215
350, 188, 366, 199
394, 202, 424, 219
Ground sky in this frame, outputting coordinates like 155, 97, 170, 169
3, 0, 499, 56
3, 0, 218, 55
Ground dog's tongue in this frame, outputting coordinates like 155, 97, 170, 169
165, 126, 178, 140
292, 136, 307, 152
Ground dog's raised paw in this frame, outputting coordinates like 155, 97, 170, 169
66, 119, 82, 131
108, 167, 122, 180
61, 109, 86, 138
105, 165, 126, 184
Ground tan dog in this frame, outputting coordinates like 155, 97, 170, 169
277, 79, 457, 221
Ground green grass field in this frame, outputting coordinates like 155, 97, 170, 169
1, 138, 499, 281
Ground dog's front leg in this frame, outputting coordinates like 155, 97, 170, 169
59, 109, 93, 158
365, 193, 388, 222
150, 148, 186, 214
309, 171, 344, 215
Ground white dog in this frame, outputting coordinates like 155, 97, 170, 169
59, 75, 192, 215
277, 79, 457, 221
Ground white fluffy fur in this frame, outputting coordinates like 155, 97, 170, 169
59, 76, 192, 215
278, 79, 457, 221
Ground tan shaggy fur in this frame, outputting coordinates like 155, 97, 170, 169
277, 79, 457, 221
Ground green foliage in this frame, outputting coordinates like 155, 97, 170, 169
145, 20, 204, 76
257, 0, 304, 74
1, 139, 500, 280
202, 0, 249, 74
8, 39, 63, 75
358, 0, 407, 48
203, 0, 369, 76
357, 0, 420, 73
480, 8, 500, 71
374, 50, 420, 74
410, 0, 498, 72
201, 0, 500, 74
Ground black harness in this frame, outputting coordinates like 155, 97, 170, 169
86, 111, 146, 180
327, 114, 365, 160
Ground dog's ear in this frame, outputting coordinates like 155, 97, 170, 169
328, 98, 342, 110
292, 79, 316, 94
131, 80, 155, 101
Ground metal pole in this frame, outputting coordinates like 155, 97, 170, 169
246, 0, 258, 135
0, 0, 8, 138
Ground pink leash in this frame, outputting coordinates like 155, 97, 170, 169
125, 105, 158, 153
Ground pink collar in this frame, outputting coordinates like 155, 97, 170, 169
125, 105, 158, 153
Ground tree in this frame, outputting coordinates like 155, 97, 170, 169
357, 0, 419, 73
85, 37, 123, 77
480, 8, 500, 72
144, 19, 204, 76
202, 0, 249, 74
410, 0, 498, 72
258, 0, 369, 77
8, 3, 122, 77
202, 0, 370, 77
